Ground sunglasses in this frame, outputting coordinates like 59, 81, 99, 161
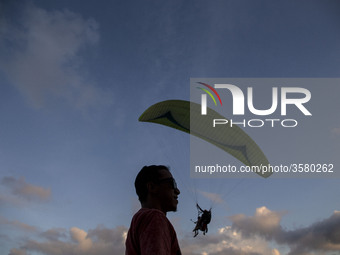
156, 177, 178, 190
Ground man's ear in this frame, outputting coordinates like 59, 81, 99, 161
146, 181, 158, 195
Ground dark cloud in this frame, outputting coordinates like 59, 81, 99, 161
8, 248, 27, 255
0, 3, 111, 110
40, 228, 67, 241
1, 176, 51, 202
10, 225, 128, 255
5, 207, 340, 255
7, 221, 276, 255
231, 207, 340, 255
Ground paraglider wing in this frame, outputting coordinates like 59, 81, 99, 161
139, 100, 271, 178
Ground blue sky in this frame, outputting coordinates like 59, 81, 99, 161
0, 1, 339, 255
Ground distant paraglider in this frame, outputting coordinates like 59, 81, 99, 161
192, 204, 211, 237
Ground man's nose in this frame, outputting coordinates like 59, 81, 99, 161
175, 187, 180, 195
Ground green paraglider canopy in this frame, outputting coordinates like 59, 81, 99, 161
139, 100, 272, 178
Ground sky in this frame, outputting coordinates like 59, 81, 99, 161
0, 0, 340, 255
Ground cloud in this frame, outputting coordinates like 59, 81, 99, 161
5, 207, 340, 255
70, 227, 93, 252
180, 207, 340, 255
180, 225, 278, 255
8, 248, 27, 255
0, 193, 25, 207
0, 4, 111, 110
9, 222, 277, 255
10, 225, 128, 255
230, 207, 340, 255
0, 216, 37, 233
230, 206, 284, 239
1, 176, 51, 202
40, 228, 67, 241
331, 127, 340, 136
198, 190, 224, 205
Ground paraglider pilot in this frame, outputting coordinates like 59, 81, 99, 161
193, 203, 211, 237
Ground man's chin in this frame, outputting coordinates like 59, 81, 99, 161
168, 205, 178, 212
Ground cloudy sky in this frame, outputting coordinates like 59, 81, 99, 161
0, 1, 340, 255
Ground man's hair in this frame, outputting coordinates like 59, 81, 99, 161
135, 165, 169, 203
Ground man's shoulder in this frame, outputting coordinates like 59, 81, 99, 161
131, 208, 172, 229
130, 208, 172, 234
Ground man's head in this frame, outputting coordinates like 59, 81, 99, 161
135, 165, 180, 213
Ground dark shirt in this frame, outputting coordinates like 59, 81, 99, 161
125, 208, 181, 255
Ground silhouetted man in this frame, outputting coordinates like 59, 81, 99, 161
125, 165, 181, 255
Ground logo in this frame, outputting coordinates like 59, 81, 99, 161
196, 82, 223, 115
196, 82, 312, 128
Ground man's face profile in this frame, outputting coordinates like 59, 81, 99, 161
155, 169, 180, 213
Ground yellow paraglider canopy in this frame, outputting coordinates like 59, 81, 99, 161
139, 100, 271, 178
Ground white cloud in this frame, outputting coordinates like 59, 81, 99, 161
271, 249, 281, 255
0, 4, 111, 110
70, 227, 93, 252
180, 225, 277, 255
230, 206, 283, 239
